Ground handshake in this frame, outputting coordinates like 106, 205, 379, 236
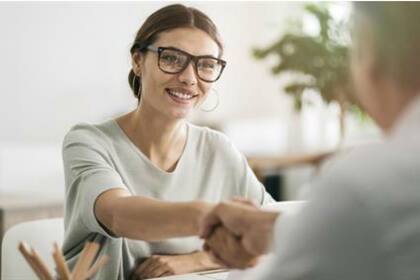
199, 199, 279, 269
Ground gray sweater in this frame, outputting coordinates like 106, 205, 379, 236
61, 120, 273, 279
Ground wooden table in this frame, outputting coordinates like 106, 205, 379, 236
246, 150, 335, 200
247, 150, 334, 180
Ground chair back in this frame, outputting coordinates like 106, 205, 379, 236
1, 218, 64, 280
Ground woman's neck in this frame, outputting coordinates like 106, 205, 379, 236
116, 103, 187, 169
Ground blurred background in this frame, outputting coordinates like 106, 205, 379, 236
0, 1, 381, 202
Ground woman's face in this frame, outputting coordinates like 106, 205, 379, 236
134, 27, 220, 120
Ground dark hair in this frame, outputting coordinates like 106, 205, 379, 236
353, 2, 420, 91
128, 4, 224, 101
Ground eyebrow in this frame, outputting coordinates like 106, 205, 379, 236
161, 45, 219, 58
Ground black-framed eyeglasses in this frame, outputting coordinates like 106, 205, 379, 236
144, 46, 227, 83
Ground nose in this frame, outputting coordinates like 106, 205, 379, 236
178, 62, 197, 86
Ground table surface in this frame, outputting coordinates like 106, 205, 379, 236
247, 150, 334, 171
149, 270, 229, 280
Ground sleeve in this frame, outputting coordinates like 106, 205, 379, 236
62, 127, 128, 238
253, 171, 387, 280
218, 133, 275, 206
239, 154, 275, 206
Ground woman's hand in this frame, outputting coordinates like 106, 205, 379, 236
200, 200, 278, 257
204, 225, 259, 269
130, 251, 223, 279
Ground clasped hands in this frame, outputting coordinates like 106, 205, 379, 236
199, 199, 279, 269
130, 199, 279, 279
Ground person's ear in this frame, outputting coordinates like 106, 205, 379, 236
359, 22, 384, 85
354, 26, 380, 89
131, 52, 143, 76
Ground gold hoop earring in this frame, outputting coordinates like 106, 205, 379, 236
200, 88, 220, 112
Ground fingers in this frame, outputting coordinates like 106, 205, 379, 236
205, 226, 258, 269
132, 256, 172, 279
132, 258, 153, 279
199, 201, 246, 238
206, 248, 228, 267
200, 201, 257, 239
144, 263, 171, 279
200, 201, 271, 269
134, 257, 153, 275
203, 242, 210, 251
160, 271, 173, 278
240, 211, 279, 255
203, 227, 230, 267
138, 257, 162, 278
199, 203, 224, 238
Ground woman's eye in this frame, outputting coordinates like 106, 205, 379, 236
161, 55, 178, 63
199, 60, 217, 70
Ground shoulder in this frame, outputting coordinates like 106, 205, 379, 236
63, 120, 115, 149
188, 123, 234, 147
188, 123, 240, 156
313, 141, 401, 198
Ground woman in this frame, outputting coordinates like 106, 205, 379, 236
62, 4, 274, 279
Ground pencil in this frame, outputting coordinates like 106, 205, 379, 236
84, 255, 110, 279
53, 242, 71, 280
18, 242, 44, 279
31, 248, 54, 280
72, 242, 94, 280
81, 242, 100, 275
73, 241, 100, 280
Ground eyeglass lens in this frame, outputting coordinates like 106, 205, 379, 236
159, 48, 223, 82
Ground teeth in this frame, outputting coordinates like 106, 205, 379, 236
168, 90, 194, 100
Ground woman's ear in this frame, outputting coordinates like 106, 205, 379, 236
131, 52, 143, 76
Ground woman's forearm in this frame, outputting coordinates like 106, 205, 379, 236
110, 195, 213, 241
193, 251, 224, 271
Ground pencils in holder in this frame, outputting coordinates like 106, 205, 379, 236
18, 241, 109, 280
52, 242, 71, 280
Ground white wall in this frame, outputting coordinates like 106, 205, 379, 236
0, 1, 304, 145
2, 2, 376, 197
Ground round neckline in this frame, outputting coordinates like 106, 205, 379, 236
110, 119, 191, 176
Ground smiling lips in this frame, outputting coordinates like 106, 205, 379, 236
166, 88, 198, 104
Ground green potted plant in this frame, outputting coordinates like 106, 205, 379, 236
253, 3, 361, 145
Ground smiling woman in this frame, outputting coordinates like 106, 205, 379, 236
128, 26, 223, 120
61, 4, 274, 280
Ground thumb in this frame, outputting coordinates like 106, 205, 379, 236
199, 208, 222, 238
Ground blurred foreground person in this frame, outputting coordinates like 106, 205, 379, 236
201, 3, 420, 279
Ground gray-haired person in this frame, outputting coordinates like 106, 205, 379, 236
201, 3, 420, 279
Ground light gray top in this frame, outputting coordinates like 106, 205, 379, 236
61, 120, 274, 280
257, 95, 420, 280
